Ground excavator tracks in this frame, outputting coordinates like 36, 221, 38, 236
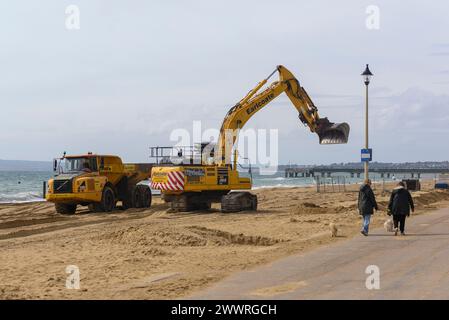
221, 192, 257, 213
166, 191, 257, 213
169, 194, 211, 212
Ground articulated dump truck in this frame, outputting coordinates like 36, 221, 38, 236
46, 153, 152, 214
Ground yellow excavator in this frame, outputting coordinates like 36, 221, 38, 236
151, 65, 350, 212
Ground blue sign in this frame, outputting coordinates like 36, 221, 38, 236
361, 148, 372, 162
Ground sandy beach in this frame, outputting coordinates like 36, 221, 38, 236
0, 181, 448, 299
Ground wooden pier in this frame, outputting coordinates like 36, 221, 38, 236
285, 167, 449, 178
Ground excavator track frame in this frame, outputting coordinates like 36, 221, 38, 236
221, 192, 257, 213
165, 191, 228, 212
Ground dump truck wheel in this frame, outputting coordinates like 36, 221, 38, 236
122, 185, 135, 210
101, 186, 116, 212
55, 203, 77, 215
122, 185, 151, 209
132, 185, 152, 209
132, 185, 143, 208
140, 186, 152, 208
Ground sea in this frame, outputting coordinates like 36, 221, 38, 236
0, 171, 52, 204
0, 170, 437, 204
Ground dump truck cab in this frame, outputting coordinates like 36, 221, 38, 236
46, 153, 152, 214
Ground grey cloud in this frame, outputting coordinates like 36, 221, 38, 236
429, 52, 449, 56
375, 88, 449, 132
1, 1, 449, 163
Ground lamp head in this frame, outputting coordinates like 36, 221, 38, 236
361, 64, 373, 85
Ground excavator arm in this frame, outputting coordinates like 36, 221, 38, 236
215, 65, 350, 165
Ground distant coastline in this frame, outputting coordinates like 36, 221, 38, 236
0, 159, 52, 172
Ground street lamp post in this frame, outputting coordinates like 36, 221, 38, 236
361, 64, 373, 181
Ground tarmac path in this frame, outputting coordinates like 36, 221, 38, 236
191, 207, 449, 299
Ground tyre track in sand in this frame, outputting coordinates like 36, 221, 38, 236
0, 204, 168, 242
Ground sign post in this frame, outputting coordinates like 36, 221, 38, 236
361, 148, 372, 162
361, 64, 373, 180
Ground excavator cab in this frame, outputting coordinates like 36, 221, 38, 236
315, 118, 350, 145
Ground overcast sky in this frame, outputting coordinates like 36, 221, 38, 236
1, 0, 448, 164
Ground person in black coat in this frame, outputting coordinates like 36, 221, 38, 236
388, 181, 414, 236
358, 179, 378, 236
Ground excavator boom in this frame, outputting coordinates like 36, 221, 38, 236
216, 65, 349, 164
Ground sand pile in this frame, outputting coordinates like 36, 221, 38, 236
94, 224, 280, 247
292, 202, 351, 215
187, 226, 280, 246
94, 225, 208, 247
414, 190, 449, 207
293, 202, 328, 215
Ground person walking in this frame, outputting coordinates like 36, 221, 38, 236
388, 181, 414, 236
358, 179, 378, 236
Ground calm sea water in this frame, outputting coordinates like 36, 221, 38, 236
0, 171, 52, 203
0, 170, 436, 204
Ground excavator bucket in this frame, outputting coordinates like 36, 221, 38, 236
315, 118, 350, 144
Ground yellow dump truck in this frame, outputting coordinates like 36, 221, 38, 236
46, 153, 152, 214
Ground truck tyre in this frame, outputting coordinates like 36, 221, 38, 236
133, 185, 151, 208
123, 185, 152, 210
55, 203, 77, 215
133, 185, 143, 208
139, 185, 152, 208
101, 186, 116, 212
122, 184, 136, 210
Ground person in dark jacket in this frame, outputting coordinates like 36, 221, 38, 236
388, 181, 414, 236
358, 179, 378, 236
